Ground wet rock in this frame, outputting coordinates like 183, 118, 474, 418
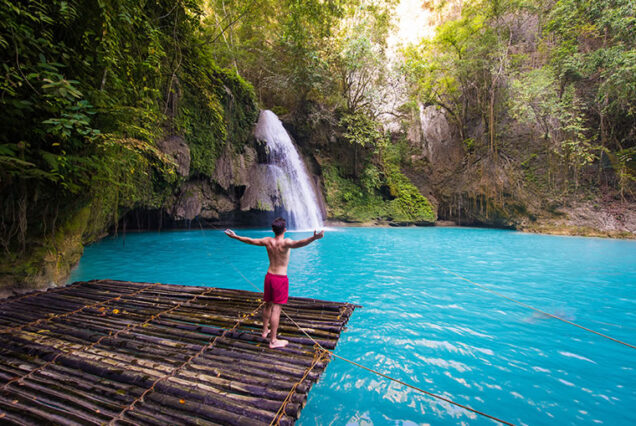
200, 183, 235, 220
172, 181, 203, 220
240, 164, 283, 212
213, 144, 257, 191
171, 180, 239, 221
156, 135, 191, 177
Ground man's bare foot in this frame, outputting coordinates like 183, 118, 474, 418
261, 329, 270, 339
269, 339, 288, 349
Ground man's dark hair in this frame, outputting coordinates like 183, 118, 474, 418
272, 217, 286, 235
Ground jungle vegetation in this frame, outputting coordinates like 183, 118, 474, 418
1, 0, 634, 286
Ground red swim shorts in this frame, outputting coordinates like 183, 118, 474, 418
264, 272, 289, 304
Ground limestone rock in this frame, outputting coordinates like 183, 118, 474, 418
213, 145, 257, 191
172, 181, 202, 221
171, 180, 239, 221
156, 135, 191, 177
200, 182, 235, 220
416, 105, 463, 167
240, 164, 285, 212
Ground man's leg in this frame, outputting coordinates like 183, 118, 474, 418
262, 302, 272, 339
269, 304, 288, 349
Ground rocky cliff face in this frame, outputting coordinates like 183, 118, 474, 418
157, 135, 191, 177
402, 103, 635, 237
141, 118, 326, 230
408, 105, 463, 169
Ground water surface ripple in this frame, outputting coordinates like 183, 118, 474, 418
69, 227, 636, 425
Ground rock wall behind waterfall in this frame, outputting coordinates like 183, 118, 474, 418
126, 112, 326, 230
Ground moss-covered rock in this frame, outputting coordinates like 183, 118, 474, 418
383, 163, 436, 223
322, 164, 436, 224
0, 203, 95, 296
179, 64, 258, 177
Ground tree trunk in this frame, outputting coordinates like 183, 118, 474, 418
489, 88, 496, 155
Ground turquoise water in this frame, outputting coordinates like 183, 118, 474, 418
69, 227, 636, 425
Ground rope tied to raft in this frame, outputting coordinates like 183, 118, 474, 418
226, 262, 515, 426
0, 283, 215, 392
270, 344, 329, 426
109, 300, 266, 424
429, 261, 636, 350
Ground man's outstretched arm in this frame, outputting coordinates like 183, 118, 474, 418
225, 229, 267, 246
287, 230, 324, 249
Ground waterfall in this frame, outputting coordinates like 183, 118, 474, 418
254, 110, 323, 230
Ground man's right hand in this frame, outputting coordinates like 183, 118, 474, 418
313, 230, 324, 240
225, 229, 236, 238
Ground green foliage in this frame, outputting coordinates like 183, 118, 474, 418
403, 0, 635, 196
323, 164, 391, 222
339, 112, 383, 148
509, 67, 561, 139
323, 154, 436, 224
382, 162, 436, 222
509, 69, 595, 181
330, 1, 394, 115
204, 0, 346, 110
558, 85, 596, 170
181, 64, 258, 177
0, 0, 257, 281
402, 0, 514, 147
612, 147, 636, 200
546, 0, 635, 150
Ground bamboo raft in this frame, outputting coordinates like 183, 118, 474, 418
0, 279, 359, 425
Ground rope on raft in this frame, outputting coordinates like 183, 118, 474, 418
1, 283, 209, 393
0, 281, 161, 335
108, 301, 266, 425
228, 263, 516, 426
270, 344, 329, 426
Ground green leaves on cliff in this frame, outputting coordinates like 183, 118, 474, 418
0, 0, 257, 258
323, 161, 435, 223
402, 0, 635, 195
180, 62, 257, 177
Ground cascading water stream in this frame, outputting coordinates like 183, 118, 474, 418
254, 110, 323, 230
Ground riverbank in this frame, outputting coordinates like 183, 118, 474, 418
325, 198, 636, 240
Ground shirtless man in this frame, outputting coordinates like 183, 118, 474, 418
225, 217, 324, 349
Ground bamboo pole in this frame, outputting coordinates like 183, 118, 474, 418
0, 280, 359, 425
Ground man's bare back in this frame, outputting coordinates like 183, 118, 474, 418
224, 230, 324, 275
263, 235, 291, 275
